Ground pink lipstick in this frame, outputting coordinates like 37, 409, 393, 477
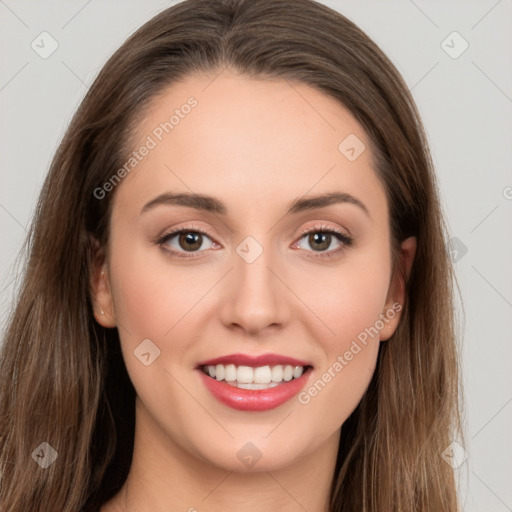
196, 353, 313, 411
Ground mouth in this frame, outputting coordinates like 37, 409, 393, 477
195, 355, 314, 411
199, 363, 313, 390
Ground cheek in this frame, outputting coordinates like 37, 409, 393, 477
297, 266, 388, 426
298, 339, 379, 436
108, 237, 200, 337
296, 248, 392, 343
106, 238, 221, 399
107, 245, 198, 415
292, 246, 389, 420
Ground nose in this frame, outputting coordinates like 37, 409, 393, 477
219, 243, 290, 336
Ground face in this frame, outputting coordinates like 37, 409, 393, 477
91, 69, 415, 473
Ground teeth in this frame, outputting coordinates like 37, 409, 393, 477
293, 366, 304, 379
253, 366, 272, 384
215, 364, 224, 381
224, 364, 237, 381
227, 381, 281, 390
283, 365, 294, 381
271, 365, 283, 382
237, 365, 254, 383
203, 363, 307, 385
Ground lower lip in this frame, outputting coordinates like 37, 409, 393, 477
198, 368, 312, 411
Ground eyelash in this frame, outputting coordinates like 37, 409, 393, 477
156, 223, 354, 260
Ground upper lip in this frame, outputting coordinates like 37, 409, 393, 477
196, 353, 313, 368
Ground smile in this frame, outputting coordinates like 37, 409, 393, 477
200, 363, 307, 389
195, 354, 314, 411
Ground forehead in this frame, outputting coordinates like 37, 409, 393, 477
136, 69, 369, 163
114, 69, 387, 221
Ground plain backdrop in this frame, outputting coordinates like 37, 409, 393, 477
1, 1, 511, 510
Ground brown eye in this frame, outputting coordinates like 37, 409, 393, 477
293, 226, 354, 259
178, 232, 203, 251
308, 232, 332, 252
157, 227, 218, 258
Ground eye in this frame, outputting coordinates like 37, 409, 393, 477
293, 224, 353, 259
155, 223, 354, 260
157, 224, 219, 258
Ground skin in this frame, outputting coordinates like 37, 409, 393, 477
91, 69, 416, 512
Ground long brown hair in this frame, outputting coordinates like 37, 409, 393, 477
0, 0, 464, 510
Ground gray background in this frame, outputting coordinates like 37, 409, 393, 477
1, 0, 511, 510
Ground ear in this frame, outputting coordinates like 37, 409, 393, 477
379, 236, 417, 341
89, 237, 117, 328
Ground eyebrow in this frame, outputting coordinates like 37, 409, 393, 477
140, 191, 371, 218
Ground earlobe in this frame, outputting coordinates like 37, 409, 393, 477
380, 236, 417, 341
89, 240, 117, 328
91, 268, 117, 328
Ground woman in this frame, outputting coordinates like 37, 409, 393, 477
0, 0, 463, 510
